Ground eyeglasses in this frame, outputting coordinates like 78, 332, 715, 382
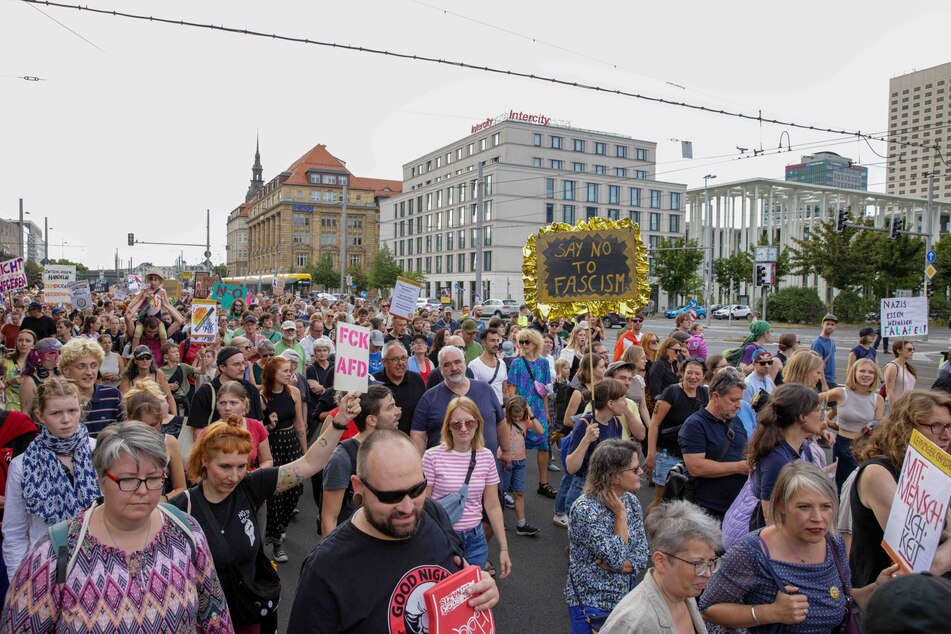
135, 354, 153, 361
917, 422, 951, 435
905, 347, 916, 352
619, 465, 644, 475
449, 419, 479, 430
104, 471, 167, 492
361, 478, 428, 504
518, 340, 533, 345
661, 552, 722, 576
384, 356, 408, 363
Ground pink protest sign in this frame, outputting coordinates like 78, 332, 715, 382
334, 323, 370, 393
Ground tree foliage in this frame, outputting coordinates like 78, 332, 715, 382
309, 255, 340, 291
46, 258, 89, 275
765, 287, 826, 324
714, 252, 752, 299
367, 246, 402, 292
652, 237, 704, 305
25, 259, 43, 287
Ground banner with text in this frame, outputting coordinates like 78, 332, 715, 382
389, 276, 423, 321
882, 430, 951, 573
42, 264, 75, 304
67, 280, 92, 309
881, 297, 929, 338
190, 300, 218, 344
211, 282, 251, 310
334, 323, 370, 393
0, 258, 27, 293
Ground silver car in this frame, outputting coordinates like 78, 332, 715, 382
481, 298, 518, 318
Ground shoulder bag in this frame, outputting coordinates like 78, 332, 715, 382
190, 481, 281, 625
828, 535, 861, 634
520, 357, 548, 398
663, 419, 735, 503
434, 450, 477, 526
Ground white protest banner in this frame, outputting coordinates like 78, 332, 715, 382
67, 280, 92, 309
334, 322, 370, 393
42, 264, 75, 304
882, 430, 951, 573
389, 276, 423, 321
0, 258, 27, 293
190, 300, 218, 344
881, 297, 929, 338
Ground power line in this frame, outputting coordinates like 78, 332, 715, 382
23, 1, 105, 52
19, 0, 950, 167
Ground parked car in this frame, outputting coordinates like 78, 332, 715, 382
417, 297, 447, 312
602, 312, 624, 328
664, 304, 707, 319
713, 304, 753, 320
481, 298, 519, 318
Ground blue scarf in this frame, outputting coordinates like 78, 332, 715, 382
21, 424, 100, 525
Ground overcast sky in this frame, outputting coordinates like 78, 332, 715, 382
2, 0, 949, 270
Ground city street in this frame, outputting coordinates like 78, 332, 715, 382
275, 316, 950, 632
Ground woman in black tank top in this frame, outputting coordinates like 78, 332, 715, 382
260, 356, 307, 563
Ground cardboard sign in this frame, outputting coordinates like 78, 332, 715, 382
881, 297, 929, 338
193, 272, 213, 299
91, 279, 109, 293
67, 280, 92, 309
0, 258, 27, 293
389, 276, 423, 320
334, 323, 370, 393
190, 300, 218, 344
536, 228, 640, 304
882, 430, 951, 573
211, 282, 251, 310
42, 264, 76, 303
162, 279, 181, 302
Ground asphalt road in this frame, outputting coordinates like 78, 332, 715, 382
273, 317, 949, 632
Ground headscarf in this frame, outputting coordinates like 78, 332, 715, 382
740, 320, 771, 349
21, 424, 101, 525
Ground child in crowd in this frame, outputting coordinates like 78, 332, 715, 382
686, 323, 707, 361
501, 396, 543, 537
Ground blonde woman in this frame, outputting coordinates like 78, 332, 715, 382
121, 380, 187, 502
559, 324, 591, 380
780, 349, 825, 389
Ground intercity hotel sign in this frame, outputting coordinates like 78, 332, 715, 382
471, 109, 571, 133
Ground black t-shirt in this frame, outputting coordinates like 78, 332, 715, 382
656, 384, 709, 456
19, 315, 56, 340
187, 377, 264, 428
373, 370, 426, 435
169, 467, 278, 580
287, 500, 464, 634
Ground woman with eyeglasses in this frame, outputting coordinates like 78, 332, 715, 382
2, 377, 99, 581
849, 389, 951, 588
702, 462, 898, 633
882, 339, 917, 404
600, 500, 720, 633
1, 420, 233, 633
58, 338, 125, 439
120, 344, 176, 415
565, 439, 648, 633
648, 337, 682, 402
422, 396, 511, 578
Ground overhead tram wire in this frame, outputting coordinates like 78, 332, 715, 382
18, 0, 951, 168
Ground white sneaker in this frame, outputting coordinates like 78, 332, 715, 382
552, 513, 568, 528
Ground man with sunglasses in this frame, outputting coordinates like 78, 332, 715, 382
678, 368, 750, 522
742, 349, 776, 409
613, 313, 645, 361
289, 430, 499, 633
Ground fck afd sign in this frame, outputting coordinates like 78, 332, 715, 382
334, 323, 370, 393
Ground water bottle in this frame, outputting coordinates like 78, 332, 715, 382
661, 448, 668, 468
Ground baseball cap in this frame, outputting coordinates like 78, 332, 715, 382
461, 319, 478, 333
281, 320, 297, 331
28, 301, 42, 311
242, 314, 259, 324
370, 330, 385, 347
279, 349, 300, 364
133, 345, 153, 359
605, 360, 635, 376
822, 313, 838, 323
35, 338, 62, 355
671, 331, 690, 344
411, 333, 429, 345
859, 327, 876, 337
753, 349, 773, 363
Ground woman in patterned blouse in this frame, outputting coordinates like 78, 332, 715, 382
1, 421, 233, 633
565, 439, 649, 634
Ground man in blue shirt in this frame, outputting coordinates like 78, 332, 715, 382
679, 367, 750, 521
810, 313, 838, 390
742, 349, 776, 409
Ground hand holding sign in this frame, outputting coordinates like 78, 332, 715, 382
333, 392, 363, 429
334, 323, 371, 393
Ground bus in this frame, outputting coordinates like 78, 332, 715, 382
221, 273, 312, 297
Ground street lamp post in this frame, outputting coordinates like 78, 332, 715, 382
703, 175, 716, 326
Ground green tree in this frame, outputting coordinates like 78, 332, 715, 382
652, 237, 704, 305
870, 227, 925, 297
349, 266, 368, 293
25, 259, 43, 287
367, 246, 402, 291
308, 255, 339, 291
47, 258, 89, 275
213, 264, 228, 278
714, 252, 752, 300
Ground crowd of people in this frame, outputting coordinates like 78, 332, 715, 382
0, 269, 947, 632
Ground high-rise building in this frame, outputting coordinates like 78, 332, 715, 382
239, 143, 400, 278
785, 152, 867, 190
887, 61, 951, 201
379, 113, 687, 308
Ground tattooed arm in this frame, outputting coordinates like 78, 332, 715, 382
275, 391, 362, 495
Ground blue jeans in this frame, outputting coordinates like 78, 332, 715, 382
568, 604, 612, 634
456, 524, 488, 570
501, 459, 527, 493
833, 434, 858, 490
553, 472, 575, 515
560, 474, 586, 517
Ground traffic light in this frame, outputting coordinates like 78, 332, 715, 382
927, 284, 935, 298
755, 264, 767, 287
889, 217, 900, 240
836, 208, 847, 233
128, 233, 135, 246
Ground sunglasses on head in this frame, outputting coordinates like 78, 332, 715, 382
361, 478, 428, 504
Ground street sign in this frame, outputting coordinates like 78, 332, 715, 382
926, 263, 937, 280
927, 250, 937, 263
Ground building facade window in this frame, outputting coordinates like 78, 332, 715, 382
595, 164, 607, 175
636, 148, 648, 161
636, 170, 648, 180
563, 205, 576, 224
572, 162, 585, 172
586, 207, 598, 219
607, 208, 619, 221
492, 132, 500, 146
572, 139, 586, 152
550, 159, 564, 170
545, 203, 554, 223
669, 214, 680, 233
484, 226, 492, 246
533, 157, 542, 167
649, 212, 660, 231
551, 136, 564, 149
533, 133, 542, 146
616, 145, 627, 158
586, 183, 598, 203
615, 167, 628, 177
296, 253, 308, 267
608, 185, 620, 204
546, 178, 555, 199
650, 190, 662, 208
595, 142, 606, 155
446, 255, 453, 273
564, 180, 576, 200
670, 192, 681, 210
629, 187, 641, 207
484, 251, 492, 271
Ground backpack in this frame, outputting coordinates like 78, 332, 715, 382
337, 438, 361, 525
48, 502, 197, 586
723, 346, 744, 368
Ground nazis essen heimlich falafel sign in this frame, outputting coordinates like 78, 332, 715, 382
536, 229, 639, 303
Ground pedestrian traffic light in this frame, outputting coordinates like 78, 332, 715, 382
128, 233, 135, 246
889, 218, 900, 240
836, 208, 847, 233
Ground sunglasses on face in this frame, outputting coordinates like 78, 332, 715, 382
361, 478, 428, 504
136, 354, 153, 361
758, 360, 773, 366
631, 319, 643, 323
449, 419, 478, 430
